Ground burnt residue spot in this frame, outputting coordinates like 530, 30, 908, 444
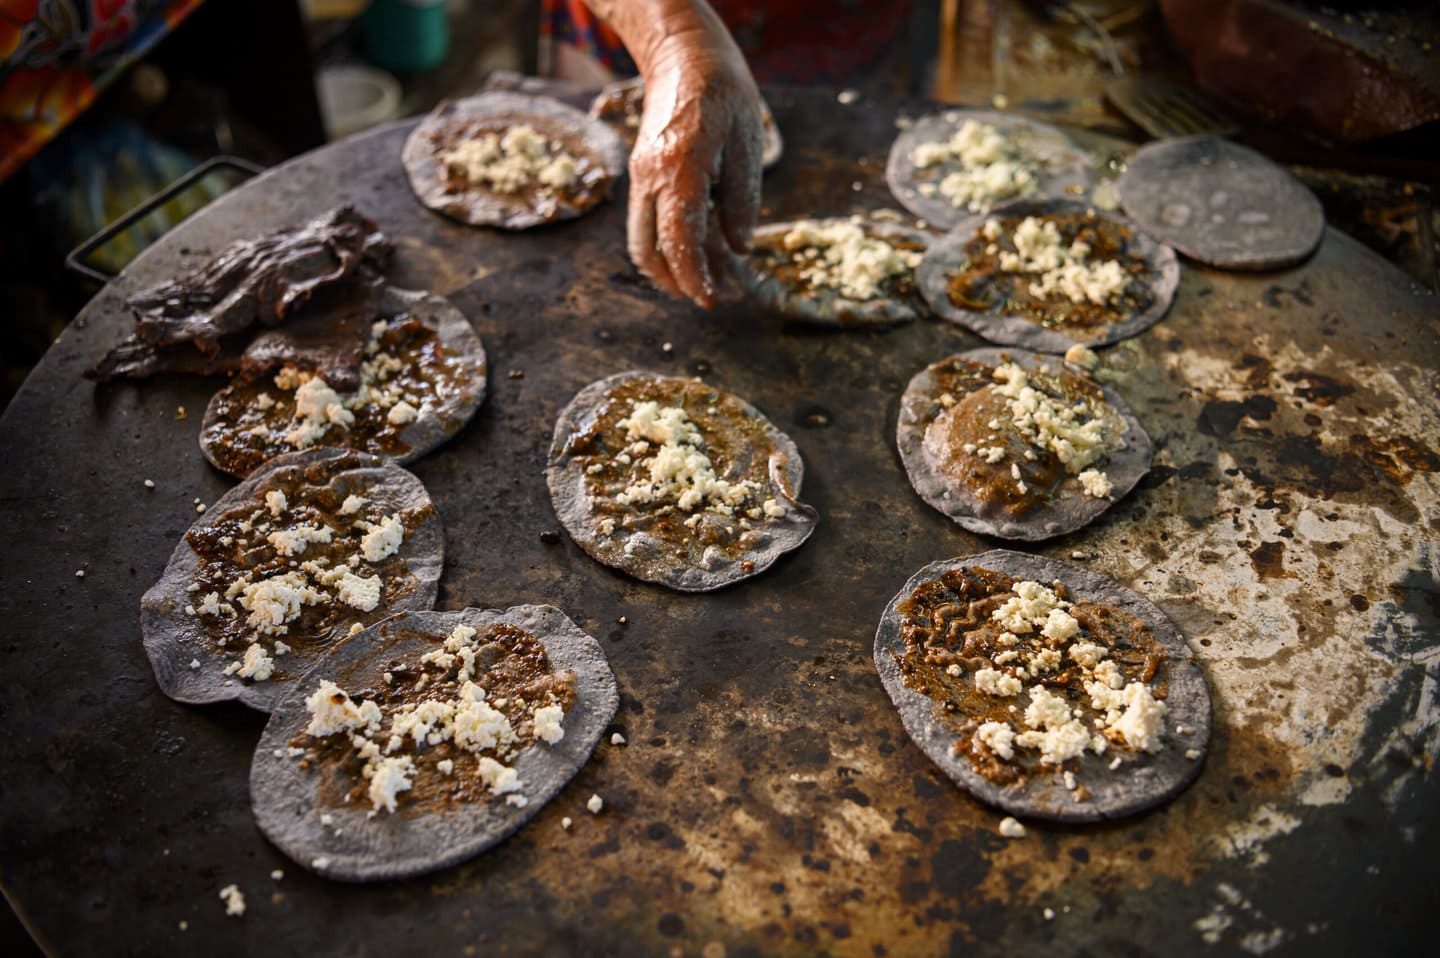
657, 914, 684, 937
644, 821, 686, 849
1350, 594, 1370, 612
838, 786, 872, 807
1138, 464, 1177, 491
1238, 354, 1273, 389
1262, 283, 1314, 308
1250, 540, 1289, 580
1069, 846, 1090, 863
930, 838, 998, 899
797, 404, 833, 428
1198, 395, 1276, 437
1283, 371, 1355, 407
1179, 461, 1212, 480
1348, 433, 1440, 483
538, 530, 561, 544
649, 760, 676, 786
1272, 435, 1368, 497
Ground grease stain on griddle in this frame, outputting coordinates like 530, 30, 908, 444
1198, 395, 1278, 437
1283, 371, 1355, 407
1250, 540, 1291, 580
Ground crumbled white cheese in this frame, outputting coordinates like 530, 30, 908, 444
994, 216, 1131, 306
776, 218, 921, 301
367, 755, 416, 813
612, 402, 760, 514
998, 816, 1027, 839
1112, 682, 1167, 752
913, 120, 1038, 211
562, 816, 573, 829
437, 758, 455, 774
440, 124, 581, 195
1078, 468, 1113, 499
611, 732, 626, 746
1064, 344, 1099, 370
361, 513, 405, 562
1015, 686, 1091, 763
386, 400, 418, 425
237, 571, 326, 636
270, 869, 284, 881
988, 362, 1116, 485
267, 523, 334, 557
476, 756, 524, 795
992, 580, 1069, 634
975, 721, 1016, 760
265, 490, 288, 517
340, 494, 368, 515
1069, 642, 1107, 669
305, 680, 381, 737
219, 884, 246, 917
533, 704, 565, 744
587, 794, 604, 814
284, 376, 355, 449
975, 668, 1023, 697
236, 643, 275, 681
335, 570, 382, 612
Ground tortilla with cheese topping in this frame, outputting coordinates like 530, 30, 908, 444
918, 198, 1179, 353
547, 370, 818, 591
896, 348, 1151, 540
404, 91, 626, 230
142, 447, 443, 712
739, 216, 931, 327
875, 550, 1211, 822
251, 605, 618, 881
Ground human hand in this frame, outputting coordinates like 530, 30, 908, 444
627, 27, 763, 308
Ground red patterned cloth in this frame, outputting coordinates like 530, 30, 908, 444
0, 0, 204, 184
540, 0, 916, 85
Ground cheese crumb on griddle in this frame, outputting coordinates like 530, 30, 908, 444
998, 816, 1027, 839
218, 884, 246, 917
613, 402, 760, 514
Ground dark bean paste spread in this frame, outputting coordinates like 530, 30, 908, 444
918, 357, 1120, 517
185, 452, 427, 679
204, 312, 472, 477
301, 623, 577, 815
564, 377, 785, 568
947, 210, 1154, 332
433, 119, 610, 211
895, 565, 1166, 787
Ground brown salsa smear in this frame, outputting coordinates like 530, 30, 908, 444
894, 565, 1166, 787
300, 623, 577, 815
185, 451, 428, 680
563, 377, 784, 565
204, 313, 469, 477
947, 209, 1155, 332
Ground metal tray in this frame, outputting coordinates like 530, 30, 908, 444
0, 88, 1436, 956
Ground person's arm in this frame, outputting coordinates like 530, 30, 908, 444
583, 0, 763, 308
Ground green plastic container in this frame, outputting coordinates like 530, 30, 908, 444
361, 0, 449, 73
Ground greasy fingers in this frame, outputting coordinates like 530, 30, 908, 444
628, 183, 683, 300
655, 185, 716, 308
715, 112, 762, 254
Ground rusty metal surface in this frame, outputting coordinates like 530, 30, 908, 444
1, 89, 1437, 957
